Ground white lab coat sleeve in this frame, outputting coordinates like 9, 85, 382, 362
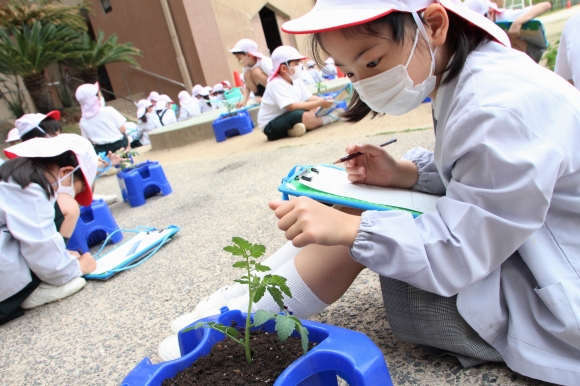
4, 184, 81, 285
350, 107, 565, 296
555, 31, 572, 81
163, 109, 177, 125
178, 107, 190, 121
402, 147, 447, 195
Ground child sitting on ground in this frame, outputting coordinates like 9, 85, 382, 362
0, 134, 98, 324
229, 39, 273, 108
257, 46, 340, 141
155, 95, 177, 126
177, 91, 201, 121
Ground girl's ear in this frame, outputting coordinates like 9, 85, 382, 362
58, 166, 75, 179
423, 4, 449, 49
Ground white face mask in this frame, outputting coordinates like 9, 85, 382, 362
53, 165, 80, 198
351, 12, 437, 116
289, 63, 304, 81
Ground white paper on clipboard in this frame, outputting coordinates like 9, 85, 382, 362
89, 228, 174, 275
299, 165, 440, 213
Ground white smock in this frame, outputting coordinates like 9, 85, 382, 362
0, 180, 81, 301
349, 41, 580, 385
136, 112, 161, 146
555, 12, 580, 90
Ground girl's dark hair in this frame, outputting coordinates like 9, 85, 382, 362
202, 95, 211, 106
140, 113, 148, 123
0, 150, 82, 199
310, 11, 491, 123
20, 117, 62, 141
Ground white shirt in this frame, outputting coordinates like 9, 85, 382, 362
136, 113, 161, 146
300, 69, 316, 85
178, 102, 201, 121
495, 7, 530, 21
0, 180, 81, 302
555, 13, 580, 90
79, 106, 126, 145
249, 57, 273, 77
350, 41, 580, 385
257, 76, 312, 129
157, 108, 177, 126
308, 68, 324, 83
200, 100, 213, 114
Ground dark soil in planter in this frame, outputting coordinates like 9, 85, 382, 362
162, 324, 316, 386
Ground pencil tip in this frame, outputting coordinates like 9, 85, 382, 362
332, 160, 340, 164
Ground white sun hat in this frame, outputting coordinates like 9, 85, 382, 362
199, 87, 212, 97
221, 80, 231, 88
307, 60, 316, 68
5, 128, 20, 143
4, 133, 97, 206
228, 39, 264, 59
463, 0, 490, 15
324, 57, 335, 64
136, 99, 152, 118
147, 91, 160, 102
15, 110, 61, 137
212, 84, 224, 93
191, 84, 203, 97
268, 46, 308, 81
281, 0, 509, 47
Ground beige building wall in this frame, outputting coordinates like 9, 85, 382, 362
210, 0, 316, 85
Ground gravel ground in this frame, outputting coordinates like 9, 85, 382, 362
0, 117, 553, 385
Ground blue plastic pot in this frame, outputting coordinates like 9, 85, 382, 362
122, 309, 392, 386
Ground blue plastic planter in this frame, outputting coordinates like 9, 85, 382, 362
116, 161, 172, 207
123, 309, 392, 386
212, 109, 254, 142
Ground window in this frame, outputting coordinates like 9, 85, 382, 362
101, 0, 112, 13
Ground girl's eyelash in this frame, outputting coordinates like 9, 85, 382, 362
346, 73, 354, 78
367, 59, 380, 68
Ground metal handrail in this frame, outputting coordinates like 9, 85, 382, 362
68, 76, 137, 105
121, 66, 186, 96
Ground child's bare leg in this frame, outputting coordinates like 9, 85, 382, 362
302, 110, 325, 130
244, 69, 258, 94
294, 244, 365, 304
251, 67, 268, 89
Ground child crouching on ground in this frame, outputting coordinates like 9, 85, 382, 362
0, 134, 98, 324
257, 46, 340, 141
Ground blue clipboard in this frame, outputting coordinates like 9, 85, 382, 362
84, 225, 180, 280
495, 19, 548, 48
278, 164, 423, 217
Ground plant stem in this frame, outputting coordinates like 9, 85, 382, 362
244, 249, 253, 364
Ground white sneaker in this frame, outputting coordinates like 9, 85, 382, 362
92, 194, 118, 205
21, 277, 86, 310
158, 334, 181, 362
287, 123, 306, 137
170, 287, 231, 333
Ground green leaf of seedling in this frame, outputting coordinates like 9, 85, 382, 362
270, 275, 287, 286
254, 263, 271, 272
224, 245, 244, 256
253, 285, 266, 303
194, 321, 207, 329
225, 327, 239, 338
232, 261, 249, 269
249, 244, 266, 258
298, 324, 310, 355
267, 287, 285, 310
232, 237, 252, 251
252, 310, 276, 327
278, 283, 292, 299
275, 314, 296, 342
233, 279, 249, 285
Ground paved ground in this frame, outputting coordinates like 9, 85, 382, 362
3, 8, 578, 385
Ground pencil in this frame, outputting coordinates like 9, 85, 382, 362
332, 138, 397, 164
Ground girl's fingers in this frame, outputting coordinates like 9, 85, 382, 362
284, 222, 303, 242
277, 208, 299, 231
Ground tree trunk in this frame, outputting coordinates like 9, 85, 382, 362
23, 72, 54, 114
81, 68, 99, 84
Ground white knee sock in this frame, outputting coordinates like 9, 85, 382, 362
223, 242, 302, 301
226, 259, 329, 319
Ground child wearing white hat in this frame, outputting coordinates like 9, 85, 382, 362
147, 91, 160, 104
76, 83, 129, 154
177, 91, 201, 121
463, 0, 551, 62
154, 94, 177, 126
198, 87, 214, 113
322, 57, 338, 78
0, 134, 98, 323
134, 99, 162, 147
555, 12, 580, 91
221, 80, 231, 91
160, 1, 580, 384
229, 39, 273, 108
15, 110, 61, 141
306, 60, 324, 83
257, 46, 339, 141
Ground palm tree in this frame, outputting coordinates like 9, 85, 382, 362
0, 21, 81, 113
65, 30, 142, 84
0, 0, 89, 32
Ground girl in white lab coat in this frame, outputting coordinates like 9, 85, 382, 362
162, 2, 580, 384
134, 99, 162, 147
177, 91, 201, 121
0, 134, 97, 324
